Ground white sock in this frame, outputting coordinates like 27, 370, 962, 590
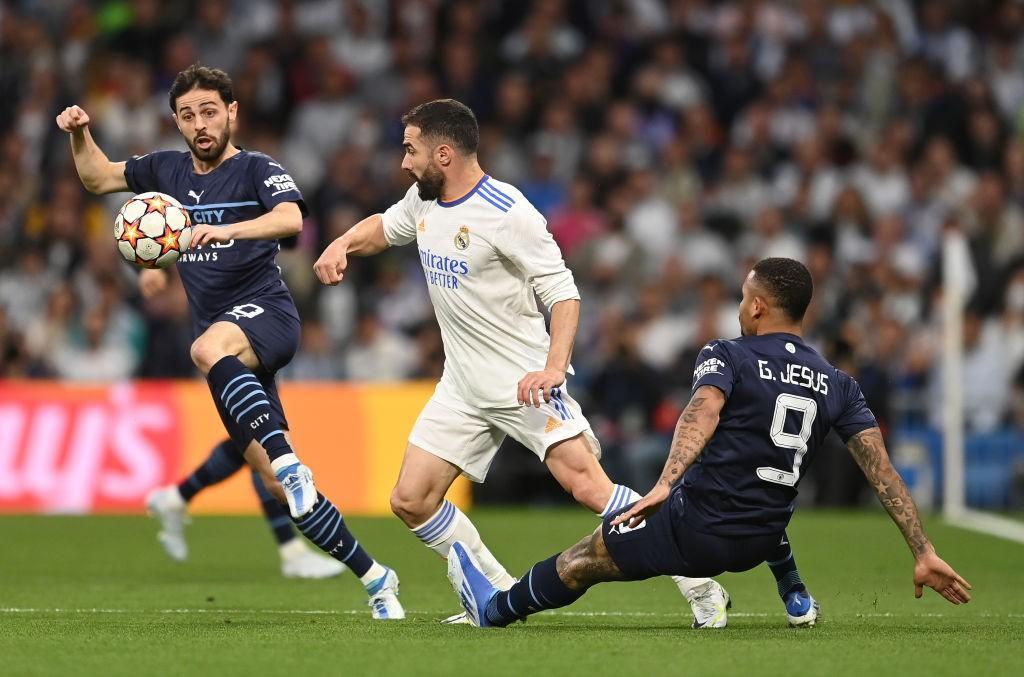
598, 484, 642, 517
598, 485, 712, 595
270, 452, 301, 475
359, 562, 388, 588
411, 500, 516, 590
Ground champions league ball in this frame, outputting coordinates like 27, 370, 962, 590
114, 191, 192, 269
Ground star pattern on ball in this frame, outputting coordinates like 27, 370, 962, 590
143, 195, 171, 214
155, 224, 181, 255
134, 255, 157, 269
119, 219, 144, 248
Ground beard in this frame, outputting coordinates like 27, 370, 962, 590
411, 162, 445, 201
187, 128, 230, 162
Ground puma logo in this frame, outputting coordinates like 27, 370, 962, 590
188, 189, 204, 204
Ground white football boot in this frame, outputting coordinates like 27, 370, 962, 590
685, 579, 731, 629
366, 567, 405, 620
145, 486, 189, 562
279, 539, 347, 579
271, 455, 317, 518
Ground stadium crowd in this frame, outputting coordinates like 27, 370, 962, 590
2, 0, 1024, 497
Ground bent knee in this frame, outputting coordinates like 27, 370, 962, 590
389, 486, 439, 527
189, 336, 225, 373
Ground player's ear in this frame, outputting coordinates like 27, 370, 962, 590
227, 101, 238, 123
436, 143, 453, 167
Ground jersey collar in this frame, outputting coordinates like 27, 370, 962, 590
437, 174, 488, 208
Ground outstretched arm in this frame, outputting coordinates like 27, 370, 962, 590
313, 213, 389, 285
55, 105, 129, 195
846, 427, 972, 604
612, 385, 726, 528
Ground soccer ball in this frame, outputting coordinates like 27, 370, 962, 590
114, 191, 192, 269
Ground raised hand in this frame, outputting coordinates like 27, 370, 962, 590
55, 105, 91, 133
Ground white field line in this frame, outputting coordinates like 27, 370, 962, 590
1, 607, 1021, 619
945, 509, 1024, 545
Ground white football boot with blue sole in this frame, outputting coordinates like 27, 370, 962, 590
448, 541, 499, 627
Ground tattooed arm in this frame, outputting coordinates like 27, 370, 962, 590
846, 427, 930, 556
846, 427, 973, 604
611, 386, 726, 528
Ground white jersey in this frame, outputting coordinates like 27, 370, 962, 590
381, 175, 579, 408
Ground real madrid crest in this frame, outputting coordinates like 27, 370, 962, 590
454, 225, 470, 250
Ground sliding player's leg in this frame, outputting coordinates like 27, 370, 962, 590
493, 386, 729, 627
766, 531, 819, 627
146, 438, 243, 561
249, 469, 346, 579
391, 429, 518, 591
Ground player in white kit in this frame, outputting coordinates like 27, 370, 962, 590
314, 99, 729, 626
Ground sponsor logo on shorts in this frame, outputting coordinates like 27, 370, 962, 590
544, 416, 563, 433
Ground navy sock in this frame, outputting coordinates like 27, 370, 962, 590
178, 440, 244, 502
293, 493, 374, 577
251, 470, 295, 546
207, 356, 293, 462
767, 532, 806, 598
486, 554, 585, 627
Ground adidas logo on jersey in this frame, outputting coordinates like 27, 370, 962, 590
417, 220, 425, 232
544, 416, 563, 433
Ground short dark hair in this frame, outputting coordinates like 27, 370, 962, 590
751, 257, 814, 322
168, 64, 234, 112
401, 99, 478, 155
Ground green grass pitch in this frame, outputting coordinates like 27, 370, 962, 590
1, 508, 1021, 676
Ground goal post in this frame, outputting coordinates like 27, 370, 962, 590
941, 229, 1024, 543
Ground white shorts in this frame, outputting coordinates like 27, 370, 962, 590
408, 380, 601, 483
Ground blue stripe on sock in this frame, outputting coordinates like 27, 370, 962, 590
603, 485, 624, 517
235, 399, 270, 420
505, 592, 520, 617
269, 516, 291, 529
297, 499, 330, 528
343, 539, 360, 560
221, 374, 258, 403
416, 501, 455, 542
312, 512, 341, 545
228, 388, 265, 416
767, 552, 794, 566
526, 569, 541, 608
223, 379, 259, 409
259, 430, 284, 447
415, 501, 454, 540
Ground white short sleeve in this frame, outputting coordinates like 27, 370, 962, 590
381, 184, 426, 246
495, 203, 580, 308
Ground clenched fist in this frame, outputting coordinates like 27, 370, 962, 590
55, 105, 91, 133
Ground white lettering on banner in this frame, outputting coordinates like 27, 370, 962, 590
103, 384, 169, 500
0, 408, 26, 498
0, 385, 175, 512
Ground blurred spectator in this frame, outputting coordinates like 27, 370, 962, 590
3, 0, 1024, 504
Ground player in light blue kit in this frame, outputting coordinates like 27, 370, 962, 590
56, 65, 402, 618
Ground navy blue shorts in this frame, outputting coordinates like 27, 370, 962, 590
195, 285, 301, 447
602, 487, 782, 580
